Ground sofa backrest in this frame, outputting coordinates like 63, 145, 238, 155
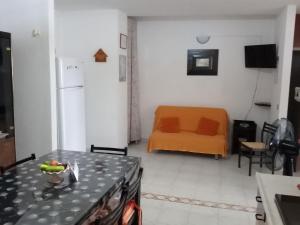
153, 105, 229, 136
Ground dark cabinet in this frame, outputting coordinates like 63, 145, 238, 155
0, 31, 15, 167
231, 120, 257, 154
0, 32, 14, 136
0, 31, 14, 135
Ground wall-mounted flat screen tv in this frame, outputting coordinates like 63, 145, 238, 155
245, 44, 277, 68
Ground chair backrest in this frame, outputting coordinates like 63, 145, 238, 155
0, 153, 36, 174
91, 145, 128, 156
261, 122, 277, 147
127, 168, 143, 202
278, 140, 299, 156
95, 182, 129, 225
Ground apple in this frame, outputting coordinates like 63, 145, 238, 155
49, 160, 59, 166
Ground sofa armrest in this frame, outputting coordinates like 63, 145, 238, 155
223, 111, 229, 154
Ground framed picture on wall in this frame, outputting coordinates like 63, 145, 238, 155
187, 49, 219, 75
120, 33, 128, 49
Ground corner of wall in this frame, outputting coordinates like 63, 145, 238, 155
56, 9, 129, 149
117, 10, 128, 147
270, 4, 296, 122
48, 0, 58, 151
0, 0, 57, 159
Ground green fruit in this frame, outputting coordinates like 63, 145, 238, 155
45, 165, 65, 172
40, 164, 48, 171
39, 162, 65, 172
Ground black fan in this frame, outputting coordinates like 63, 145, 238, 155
265, 118, 299, 176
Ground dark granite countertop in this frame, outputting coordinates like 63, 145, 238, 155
0, 150, 140, 225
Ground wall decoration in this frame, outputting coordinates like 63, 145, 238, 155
196, 35, 211, 44
120, 33, 128, 49
187, 49, 219, 75
94, 49, 108, 62
119, 55, 127, 82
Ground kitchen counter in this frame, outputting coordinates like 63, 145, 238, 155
0, 150, 141, 225
256, 173, 300, 225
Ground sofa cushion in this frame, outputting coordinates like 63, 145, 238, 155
153, 106, 228, 135
158, 117, 180, 133
196, 117, 220, 136
148, 105, 229, 157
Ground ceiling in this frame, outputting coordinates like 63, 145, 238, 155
55, 0, 300, 18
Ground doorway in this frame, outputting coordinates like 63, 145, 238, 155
287, 50, 300, 142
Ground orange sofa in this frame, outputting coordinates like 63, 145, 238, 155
147, 106, 229, 158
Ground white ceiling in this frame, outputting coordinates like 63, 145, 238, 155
55, 0, 300, 17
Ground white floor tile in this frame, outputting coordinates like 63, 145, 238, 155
218, 208, 255, 225
156, 202, 190, 225
128, 142, 276, 225
188, 205, 219, 225
141, 199, 163, 223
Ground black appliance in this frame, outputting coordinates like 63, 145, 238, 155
245, 44, 277, 68
232, 120, 257, 154
267, 119, 299, 176
0, 31, 14, 135
287, 51, 300, 141
275, 194, 300, 225
277, 140, 299, 176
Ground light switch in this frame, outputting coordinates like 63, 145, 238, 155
32, 29, 41, 37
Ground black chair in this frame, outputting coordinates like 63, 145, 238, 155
278, 140, 299, 176
124, 167, 143, 225
94, 182, 129, 225
91, 145, 128, 156
0, 153, 36, 174
238, 122, 277, 176
128, 168, 143, 205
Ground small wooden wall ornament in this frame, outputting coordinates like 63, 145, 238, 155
94, 49, 108, 62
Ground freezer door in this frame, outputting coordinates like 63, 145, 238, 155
56, 57, 84, 88
58, 87, 86, 151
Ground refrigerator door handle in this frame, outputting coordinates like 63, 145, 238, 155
61, 85, 84, 90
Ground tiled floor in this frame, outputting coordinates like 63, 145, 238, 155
128, 142, 298, 225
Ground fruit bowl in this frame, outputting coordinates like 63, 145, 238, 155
40, 160, 69, 184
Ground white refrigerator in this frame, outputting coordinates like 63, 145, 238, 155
56, 57, 86, 152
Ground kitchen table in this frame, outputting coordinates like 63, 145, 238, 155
0, 150, 141, 225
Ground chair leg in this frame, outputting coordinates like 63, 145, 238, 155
238, 151, 241, 168
272, 159, 275, 174
260, 152, 263, 168
249, 155, 252, 176
293, 157, 297, 172
91, 145, 94, 153
31, 153, 36, 160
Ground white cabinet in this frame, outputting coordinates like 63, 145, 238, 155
256, 173, 300, 225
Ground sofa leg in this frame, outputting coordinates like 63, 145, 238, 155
215, 154, 219, 160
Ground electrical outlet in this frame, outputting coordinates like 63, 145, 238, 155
32, 29, 41, 37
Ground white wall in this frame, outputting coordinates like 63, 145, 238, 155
117, 12, 129, 147
137, 19, 276, 140
55, 9, 128, 149
270, 5, 296, 121
0, 0, 56, 159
